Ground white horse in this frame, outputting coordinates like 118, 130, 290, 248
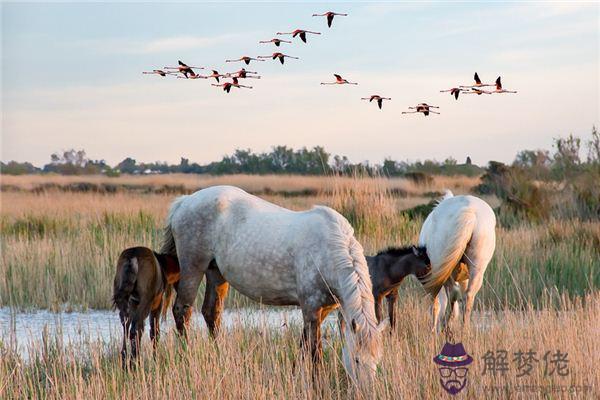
161, 186, 383, 384
419, 191, 496, 331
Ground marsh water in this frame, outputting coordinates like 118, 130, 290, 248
1, 306, 503, 361
0, 306, 340, 360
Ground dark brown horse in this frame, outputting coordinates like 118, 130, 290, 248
366, 246, 431, 329
112, 246, 180, 367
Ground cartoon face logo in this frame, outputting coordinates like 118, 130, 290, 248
433, 342, 473, 395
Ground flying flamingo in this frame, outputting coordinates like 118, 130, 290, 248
257, 53, 299, 65
142, 69, 176, 77
312, 11, 348, 28
491, 77, 517, 94
459, 72, 494, 88
321, 74, 358, 85
199, 70, 225, 82
402, 103, 440, 116
440, 87, 465, 100
163, 60, 203, 78
227, 68, 261, 79
463, 88, 492, 95
276, 29, 321, 43
212, 77, 252, 93
361, 95, 391, 109
259, 38, 292, 47
225, 56, 264, 65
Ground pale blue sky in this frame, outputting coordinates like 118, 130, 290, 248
2, 1, 599, 167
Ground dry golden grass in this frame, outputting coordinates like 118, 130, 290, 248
1, 294, 597, 399
1, 173, 480, 196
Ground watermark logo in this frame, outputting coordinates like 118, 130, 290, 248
433, 342, 473, 395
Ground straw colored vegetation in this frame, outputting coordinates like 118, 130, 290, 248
0, 173, 598, 399
1, 295, 598, 399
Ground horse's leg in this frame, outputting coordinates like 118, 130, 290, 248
464, 272, 484, 327
374, 293, 384, 324
129, 317, 144, 368
173, 253, 210, 338
432, 288, 448, 333
201, 262, 229, 337
443, 279, 458, 326
300, 308, 323, 363
149, 301, 162, 354
119, 312, 129, 369
386, 290, 398, 331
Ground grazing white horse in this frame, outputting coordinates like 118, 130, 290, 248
419, 191, 496, 331
161, 186, 383, 384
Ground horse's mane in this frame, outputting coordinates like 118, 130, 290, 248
376, 245, 426, 258
318, 206, 382, 361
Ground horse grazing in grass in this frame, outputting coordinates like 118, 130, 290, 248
419, 191, 496, 331
161, 186, 384, 385
112, 247, 180, 367
366, 245, 431, 329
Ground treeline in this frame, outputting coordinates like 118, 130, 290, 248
1, 145, 481, 177
476, 127, 600, 222
2, 127, 598, 181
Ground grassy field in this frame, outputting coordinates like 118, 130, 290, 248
1, 173, 599, 399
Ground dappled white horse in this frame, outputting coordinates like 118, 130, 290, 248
161, 186, 383, 384
419, 191, 496, 331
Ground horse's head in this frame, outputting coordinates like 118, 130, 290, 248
342, 317, 385, 387
410, 245, 431, 279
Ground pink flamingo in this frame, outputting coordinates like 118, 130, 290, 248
142, 69, 176, 77
440, 88, 465, 100
199, 70, 225, 82
491, 77, 517, 94
225, 56, 264, 65
460, 72, 494, 88
259, 38, 292, 47
402, 103, 440, 116
163, 60, 203, 78
321, 74, 358, 85
276, 29, 321, 43
463, 88, 492, 95
257, 53, 299, 65
227, 68, 261, 79
361, 95, 391, 109
212, 77, 252, 93
312, 11, 348, 28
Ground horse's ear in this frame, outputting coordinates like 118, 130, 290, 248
351, 319, 359, 333
411, 245, 419, 257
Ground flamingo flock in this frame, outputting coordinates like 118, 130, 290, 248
143, 11, 517, 113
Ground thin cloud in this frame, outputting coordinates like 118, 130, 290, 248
139, 34, 241, 53
71, 33, 245, 55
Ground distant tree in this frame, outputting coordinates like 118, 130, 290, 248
0, 161, 40, 175
117, 157, 138, 174
552, 134, 581, 178
586, 125, 599, 165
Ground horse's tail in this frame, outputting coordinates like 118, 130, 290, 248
161, 195, 187, 256
422, 208, 476, 298
112, 256, 139, 313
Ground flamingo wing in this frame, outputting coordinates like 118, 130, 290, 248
327, 13, 334, 27
299, 32, 307, 43
474, 72, 481, 84
495, 76, 502, 90
377, 98, 383, 109
334, 74, 343, 82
